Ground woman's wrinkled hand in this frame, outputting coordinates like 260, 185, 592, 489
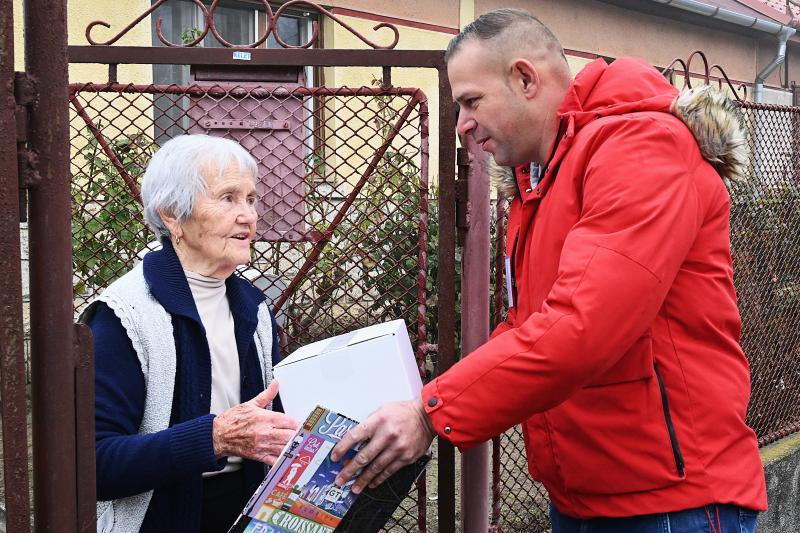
212, 380, 300, 465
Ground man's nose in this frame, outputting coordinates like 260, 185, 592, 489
456, 114, 476, 137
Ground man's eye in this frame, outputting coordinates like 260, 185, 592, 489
222, 194, 233, 202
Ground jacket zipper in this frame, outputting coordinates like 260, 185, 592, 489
654, 363, 685, 477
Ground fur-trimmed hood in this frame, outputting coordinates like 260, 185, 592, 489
491, 58, 748, 198
670, 85, 747, 188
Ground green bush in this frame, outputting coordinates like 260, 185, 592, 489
71, 128, 153, 297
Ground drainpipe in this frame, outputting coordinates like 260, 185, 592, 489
648, 0, 796, 101
755, 27, 795, 102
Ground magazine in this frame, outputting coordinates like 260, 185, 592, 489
229, 406, 362, 533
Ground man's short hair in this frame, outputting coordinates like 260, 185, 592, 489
445, 8, 565, 63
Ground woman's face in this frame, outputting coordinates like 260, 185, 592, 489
175, 162, 258, 278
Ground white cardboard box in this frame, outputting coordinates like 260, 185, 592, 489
273, 319, 423, 422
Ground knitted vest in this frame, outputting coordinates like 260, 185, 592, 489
90, 263, 273, 533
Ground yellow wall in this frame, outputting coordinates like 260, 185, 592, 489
12, 0, 155, 186
326, 0, 459, 29
12, 0, 23, 70
13, 0, 152, 82
460, 0, 475, 30
322, 15, 453, 187
473, 0, 797, 104
476, 0, 760, 85
68, 0, 152, 83
12, 0, 25, 71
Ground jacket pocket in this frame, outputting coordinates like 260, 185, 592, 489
585, 334, 654, 387
548, 340, 686, 495
654, 363, 685, 477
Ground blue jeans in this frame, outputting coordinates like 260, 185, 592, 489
550, 503, 758, 533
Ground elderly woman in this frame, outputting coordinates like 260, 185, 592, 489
87, 134, 298, 533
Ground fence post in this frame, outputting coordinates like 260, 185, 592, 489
437, 65, 458, 533
24, 0, 78, 530
459, 138, 491, 532
0, 1, 33, 531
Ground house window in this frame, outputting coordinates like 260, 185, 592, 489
151, 0, 315, 141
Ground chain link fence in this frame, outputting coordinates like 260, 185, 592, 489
734, 102, 800, 446
68, 80, 437, 532
487, 197, 550, 532
491, 427, 550, 532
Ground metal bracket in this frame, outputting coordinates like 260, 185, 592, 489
455, 146, 470, 246
14, 72, 37, 108
199, 117, 291, 131
17, 149, 42, 188
14, 72, 39, 222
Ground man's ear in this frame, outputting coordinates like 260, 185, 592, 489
510, 58, 540, 100
158, 208, 182, 239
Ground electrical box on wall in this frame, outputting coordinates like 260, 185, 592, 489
188, 65, 309, 242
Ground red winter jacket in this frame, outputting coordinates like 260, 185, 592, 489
422, 57, 766, 518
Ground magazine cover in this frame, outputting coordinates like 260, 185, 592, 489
228, 406, 362, 533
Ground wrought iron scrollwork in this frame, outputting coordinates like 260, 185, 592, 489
661, 50, 747, 101
86, 0, 399, 49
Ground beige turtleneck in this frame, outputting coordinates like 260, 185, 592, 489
184, 270, 242, 475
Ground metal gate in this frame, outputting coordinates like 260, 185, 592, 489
1, 1, 460, 531
11, 4, 799, 531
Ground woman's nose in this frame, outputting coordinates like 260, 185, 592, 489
238, 202, 258, 224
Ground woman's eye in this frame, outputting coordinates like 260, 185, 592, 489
247, 196, 257, 206
221, 194, 233, 202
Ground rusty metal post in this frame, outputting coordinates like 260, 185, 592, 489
0, 1, 33, 531
74, 323, 96, 533
436, 64, 457, 533
458, 138, 491, 532
25, 0, 78, 530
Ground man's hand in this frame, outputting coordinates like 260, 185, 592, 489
330, 398, 435, 494
212, 380, 300, 466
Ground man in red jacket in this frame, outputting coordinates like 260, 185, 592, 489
332, 8, 766, 531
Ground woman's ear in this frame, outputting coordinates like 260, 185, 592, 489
158, 209, 182, 241
510, 58, 540, 100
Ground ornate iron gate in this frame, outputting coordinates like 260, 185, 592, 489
1, 1, 459, 531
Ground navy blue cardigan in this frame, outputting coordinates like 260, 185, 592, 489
91, 240, 281, 532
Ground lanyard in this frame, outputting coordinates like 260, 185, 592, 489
504, 255, 515, 309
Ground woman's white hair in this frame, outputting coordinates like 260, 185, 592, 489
141, 134, 258, 239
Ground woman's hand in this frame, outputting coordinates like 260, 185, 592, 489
212, 380, 300, 465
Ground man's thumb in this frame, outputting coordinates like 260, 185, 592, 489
251, 379, 279, 408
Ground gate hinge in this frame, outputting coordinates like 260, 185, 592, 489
455, 147, 471, 245
14, 72, 37, 106
14, 72, 37, 143
18, 149, 42, 188
14, 72, 39, 222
